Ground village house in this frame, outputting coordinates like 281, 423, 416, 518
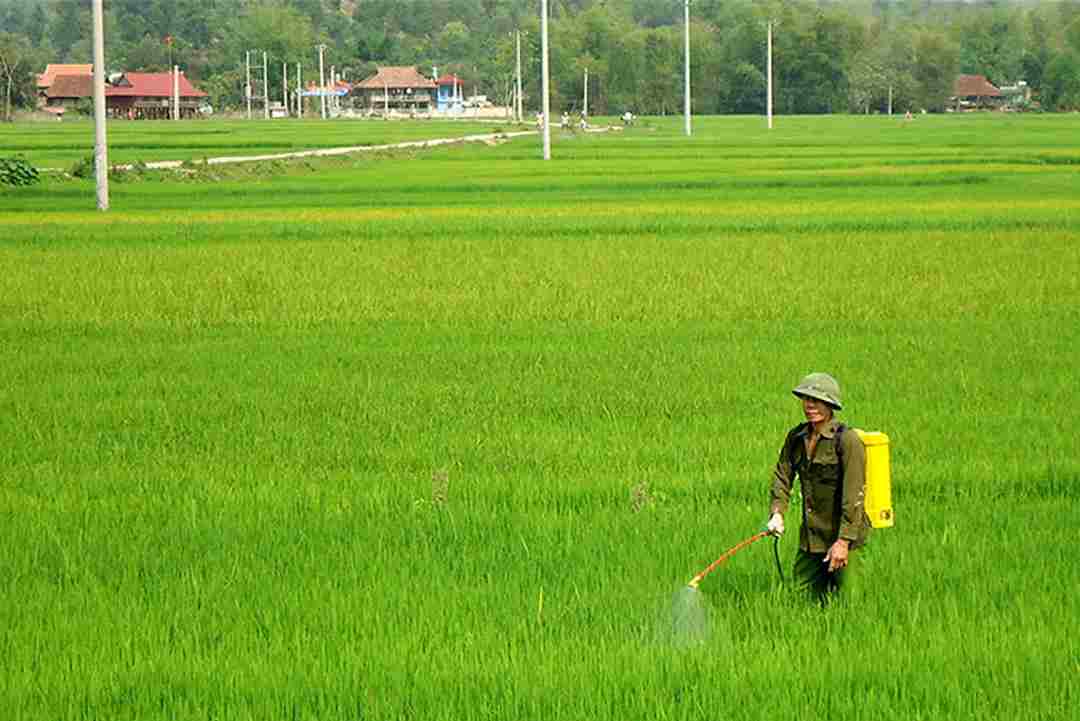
352, 66, 435, 115
951, 74, 1002, 111
42, 73, 93, 115
36, 63, 92, 114
435, 74, 465, 114
997, 81, 1032, 109
41, 69, 208, 119
301, 78, 351, 115
105, 72, 208, 119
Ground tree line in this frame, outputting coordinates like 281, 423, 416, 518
3, 0, 1080, 120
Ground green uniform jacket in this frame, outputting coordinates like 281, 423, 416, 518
769, 420, 870, 553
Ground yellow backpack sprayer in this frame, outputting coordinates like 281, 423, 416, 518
851, 429, 894, 528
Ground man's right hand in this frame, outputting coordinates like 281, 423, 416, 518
767, 513, 785, 537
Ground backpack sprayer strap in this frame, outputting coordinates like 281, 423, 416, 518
835, 422, 847, 477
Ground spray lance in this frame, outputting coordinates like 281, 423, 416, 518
685, 527, 785, 591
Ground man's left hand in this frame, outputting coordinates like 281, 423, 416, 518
824, 539, 850, 573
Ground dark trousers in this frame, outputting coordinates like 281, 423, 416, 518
794, 548, 859, 605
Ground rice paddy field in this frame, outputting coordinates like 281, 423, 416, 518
2, 117, 512, 168
1, 114, 1078, 720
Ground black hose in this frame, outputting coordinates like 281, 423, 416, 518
772, 534, 785, 586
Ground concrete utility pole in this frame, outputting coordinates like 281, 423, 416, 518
515, 30, 523, 122
245, 51, 252, 120
172, 65, 180, 120
584, 67, 588, 118
767, 21, 774, 130
262, 51, 269, 120
91, 0, 108, 210
684, 0, 692, 137
317, 44, 327, 119
541, 0, 551, 160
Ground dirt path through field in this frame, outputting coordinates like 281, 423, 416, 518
112, 126, 622, 171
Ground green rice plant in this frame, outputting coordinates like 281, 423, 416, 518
67, 153, 93, 178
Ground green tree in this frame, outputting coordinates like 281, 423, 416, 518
48, 0, 89, 60
1020, 6, 1055, 92
848, 45, 889, 114
957, 6, 1025, 85
238, 2, 316, 60
710, 1, 765, 114
28, 2, 49, 46
912, 29, 959, 111
604, 20, 645, 115
0, 1, 30, 37
0, 32, 36, 120
121, 34, 170, 72
1067, 16, 1080, 55
1041, 50, 1080, 110
639, 28, 677, 115
559, 2, 629, 115
720, 62, 765, 114
436, 21, 473, 64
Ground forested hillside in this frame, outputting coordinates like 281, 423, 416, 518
3, 0, 1080, 115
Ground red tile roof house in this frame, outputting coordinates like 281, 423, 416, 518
42, 73, 94, 116
951, 74, 1003, 111
353, 66, 436, 115
36, 64, 93, 94
36, 63, 92, 113
43, 70, 208, 119
106, 72, 208, 119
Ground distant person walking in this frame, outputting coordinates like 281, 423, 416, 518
766, 373, 870, 604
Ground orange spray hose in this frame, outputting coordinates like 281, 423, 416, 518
687, 530, 770, 589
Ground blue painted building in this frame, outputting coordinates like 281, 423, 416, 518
435, 74, 464, 115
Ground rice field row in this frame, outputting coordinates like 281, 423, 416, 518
1, 117, 519, 168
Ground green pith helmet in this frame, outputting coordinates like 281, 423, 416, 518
792, 372, 843, 410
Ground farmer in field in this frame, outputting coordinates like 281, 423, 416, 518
766, 373, 870, 604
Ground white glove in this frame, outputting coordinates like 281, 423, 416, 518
767, 513, 785, 537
